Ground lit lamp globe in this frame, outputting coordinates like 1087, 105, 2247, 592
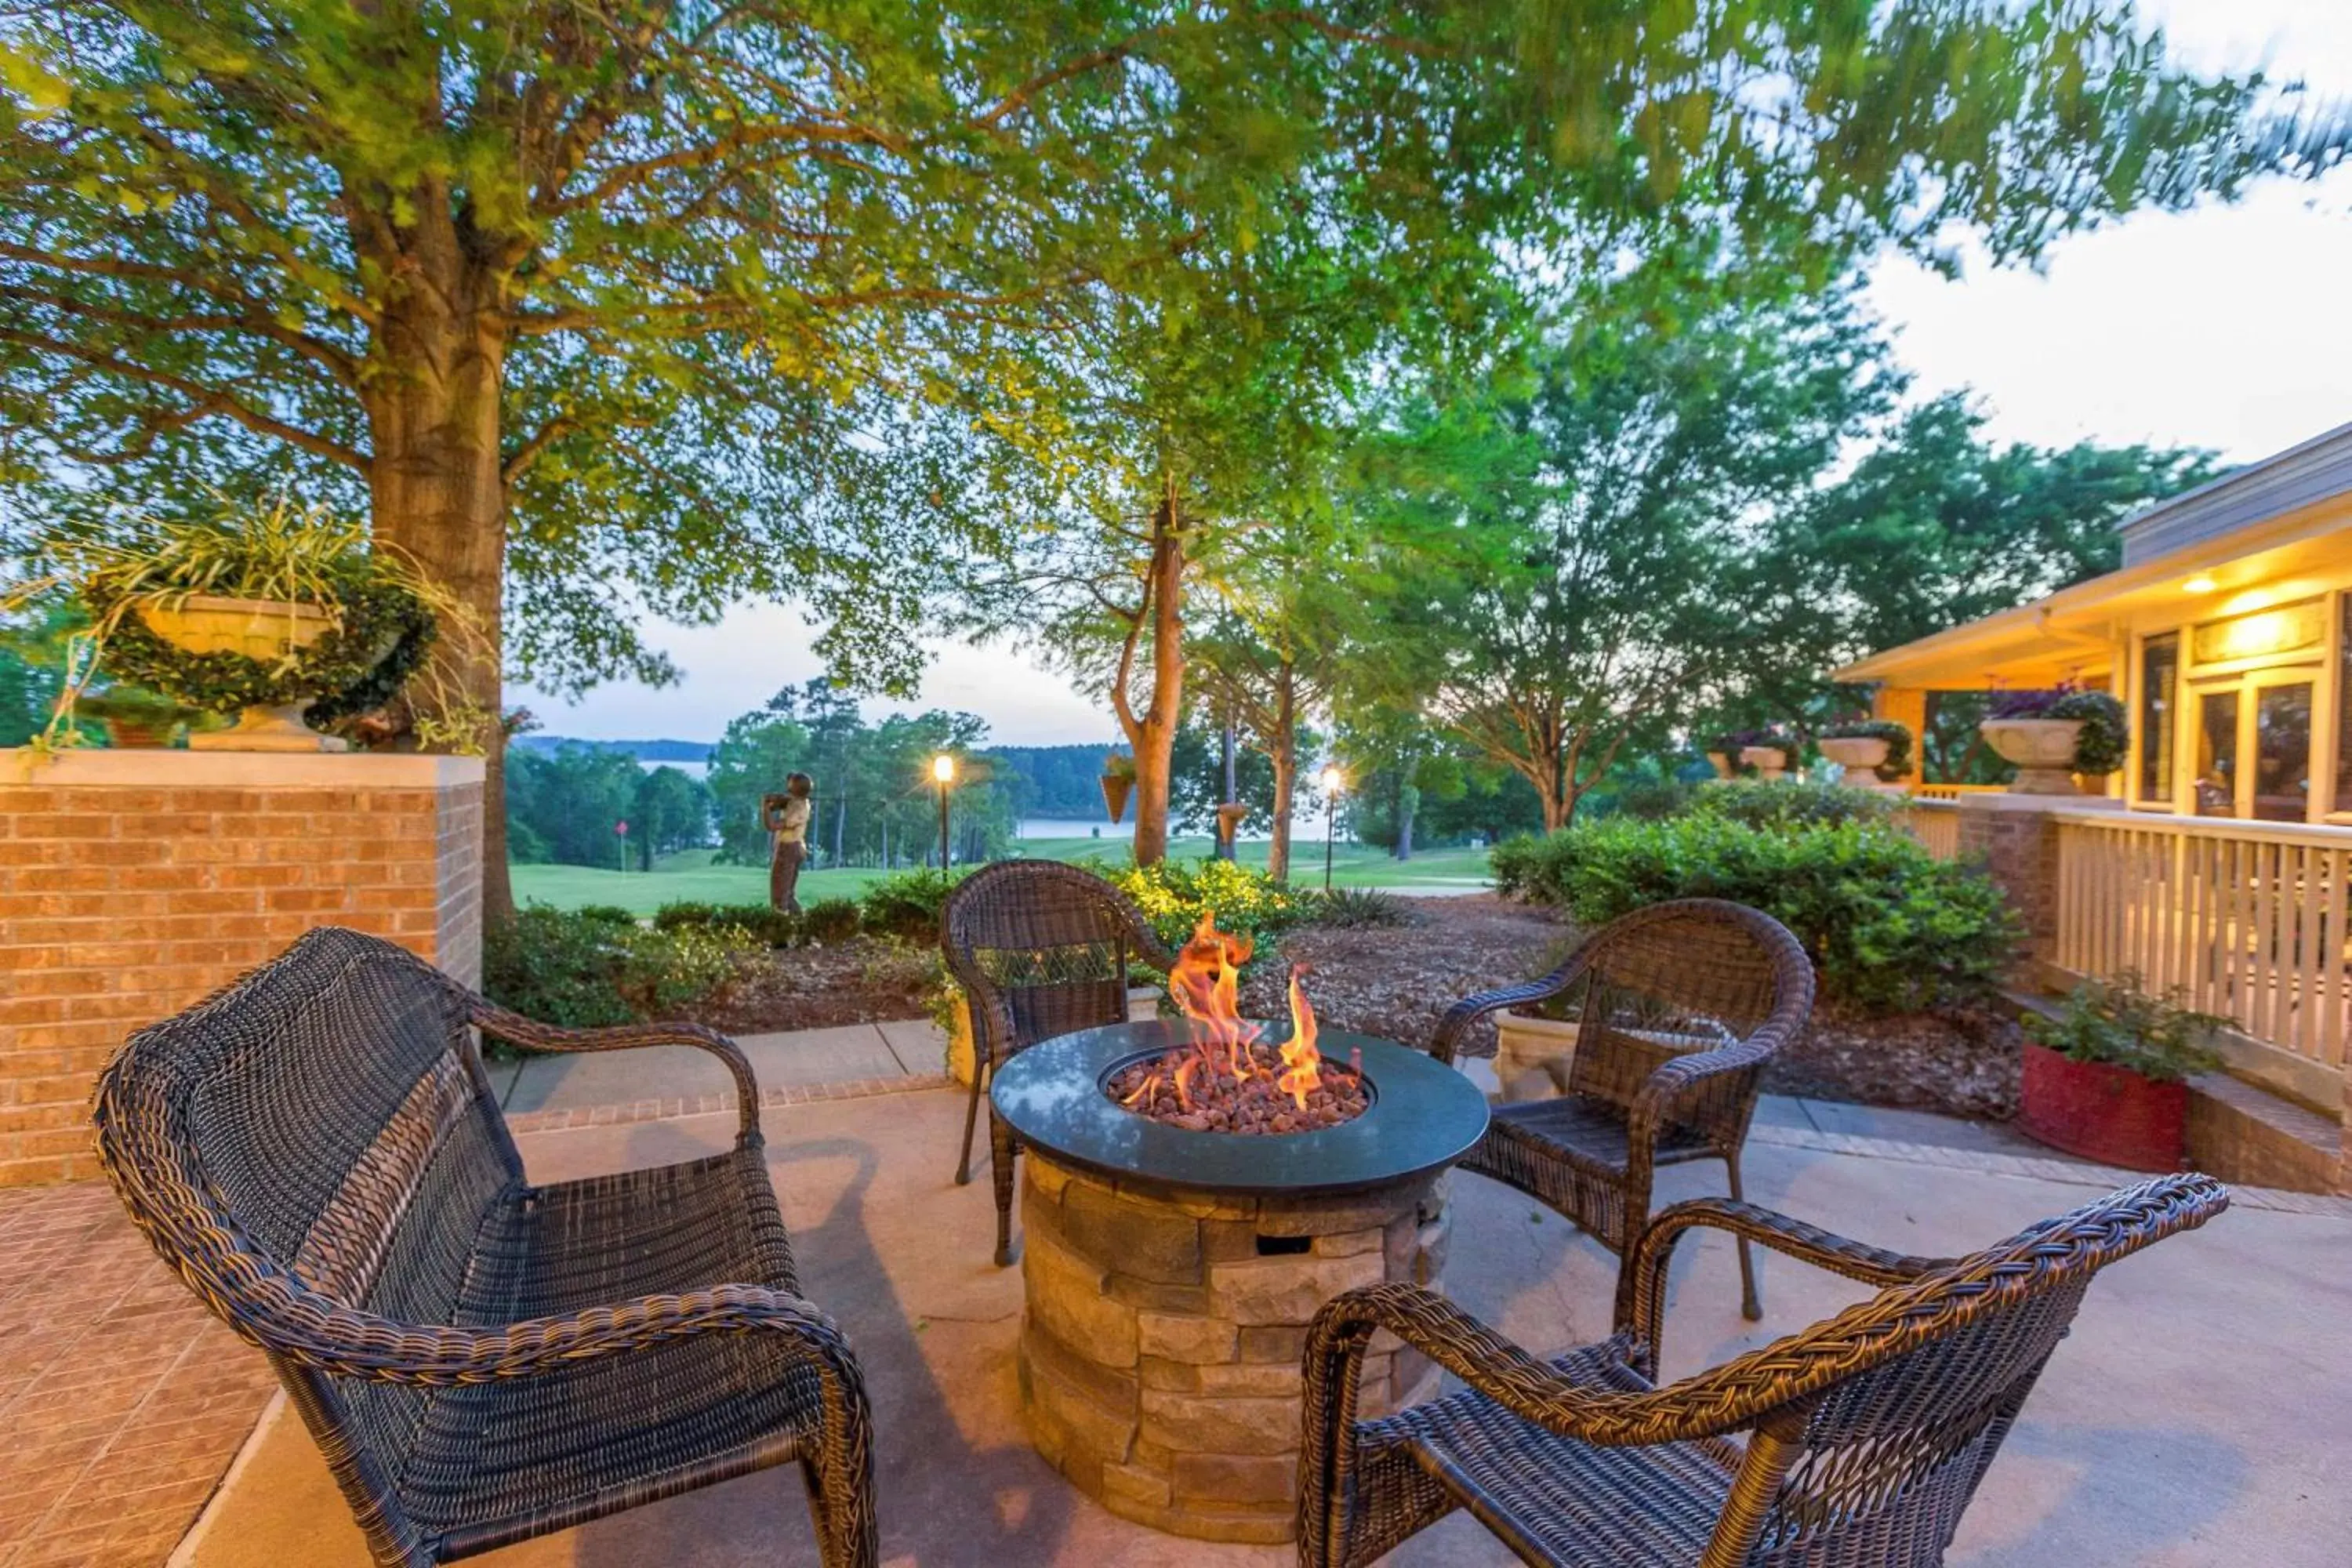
1320, 766, 1344, 795
932, 754, 956, 784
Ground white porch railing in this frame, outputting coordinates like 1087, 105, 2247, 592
2050, 809, 2352, 1073
1897, 797, 1961, 860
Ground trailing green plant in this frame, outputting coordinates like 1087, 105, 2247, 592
1308, 886, 1415, 929
653, 900, 801, 947
5, 496, 495, 751
482, 905, 759, 1031
857, 866, 971, 942
2021, 971, 2227, 1083
1491, 815, 2020, 1012
2048, 690, 2129, 775
1820, 719, 1914, 782
801, 898, 864, 943
1690, 779, 1900, 830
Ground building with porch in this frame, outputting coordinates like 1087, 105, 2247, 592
1837, 418, 2352, 822
1835, 421, 2352, 1194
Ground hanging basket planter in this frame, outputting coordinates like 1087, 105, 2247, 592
1101, 771, 1134, 825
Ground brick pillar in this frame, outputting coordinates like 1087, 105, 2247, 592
0, 750, 485, 1187
1870, 686, 1929, 784
1956, 794, 2065, 966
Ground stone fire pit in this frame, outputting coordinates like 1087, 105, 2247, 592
992, 1019, 1490, 1543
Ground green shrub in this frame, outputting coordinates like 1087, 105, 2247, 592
572, 904, 641, 927
858, 867, 968, 942
1308, 887, 1415, 928
1689, 779, 1900, 831
2022, 971, 2227, 1083
1492, 815, 2018, 1012
653, 899, 800, 946
1102, 856, 1309, 954
483, 905, 761, 1029
802, 897, 863, 943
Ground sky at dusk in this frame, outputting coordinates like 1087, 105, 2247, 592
521, 0, 2352, 749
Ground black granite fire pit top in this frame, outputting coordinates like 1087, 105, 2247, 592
990, 1019, 1490, 1196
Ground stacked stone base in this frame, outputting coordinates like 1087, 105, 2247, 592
1017, 1152, 1449, 1544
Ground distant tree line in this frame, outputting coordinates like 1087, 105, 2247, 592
506, 745, 714, 871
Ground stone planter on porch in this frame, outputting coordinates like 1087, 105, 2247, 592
1816, 735, 1892, 789
1740, 746, 1791, 782
1980, 717, 2085, 795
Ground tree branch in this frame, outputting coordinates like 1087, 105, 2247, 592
0, 326, 369, 473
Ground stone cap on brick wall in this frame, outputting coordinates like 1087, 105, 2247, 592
5, 749, 485, 788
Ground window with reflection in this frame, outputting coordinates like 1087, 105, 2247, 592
2139, 633, 2177, 803
2338, 593, 2352, 815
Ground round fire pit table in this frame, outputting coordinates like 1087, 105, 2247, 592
992, 1019, 1490, 1544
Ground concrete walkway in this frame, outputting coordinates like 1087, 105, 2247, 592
491, 1019, 950, 1115
177, 1077, 2352, 1568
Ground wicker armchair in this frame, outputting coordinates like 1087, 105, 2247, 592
92, 927, 876, 1568
942, 860, 1175, 1265
1431, 899, 1814, 1322
1301, 1172, 2229, 1568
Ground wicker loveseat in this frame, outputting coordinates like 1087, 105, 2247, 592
92, 926, 875, 1568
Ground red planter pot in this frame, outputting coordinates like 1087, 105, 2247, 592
2016, 1041, 2188, 1172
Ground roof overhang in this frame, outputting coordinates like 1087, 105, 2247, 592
1832, 483, 2352, 690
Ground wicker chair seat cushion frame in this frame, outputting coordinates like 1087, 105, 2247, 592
1432, 899, 1815, 1320
1299, 1173, 2230, 1568
91, 926, 875, 1568
940, 861, 1174, 1266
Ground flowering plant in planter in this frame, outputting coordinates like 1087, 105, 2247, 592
1984, 685, 2128, 774
2016, 971, 2226, 1171
1818, 718, 1912, 782
1714, 727, 1799, 778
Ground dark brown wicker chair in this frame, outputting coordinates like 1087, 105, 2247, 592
942, 859, 1174, 1266
92, 926, 876, 1568
1430, 899, 1814, 1322
1301, 1172, 2229, 1568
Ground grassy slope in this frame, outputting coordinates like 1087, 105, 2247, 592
510, 837, 1492, 915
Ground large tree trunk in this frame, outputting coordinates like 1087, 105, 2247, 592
1393, 771, 1417, 862
365, 262, 514, 921
1120, 488, 1187, 867
1265, 661, 1297, 883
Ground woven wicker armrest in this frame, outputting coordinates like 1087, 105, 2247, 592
250, 1272, 860, 1389
1619, 1198, 1948, 1374
1624, 1036, 1774, 1142
469, 1005, 761, 1142
1307, 1281, 1789, 1450
1427, 960, 1584, 1065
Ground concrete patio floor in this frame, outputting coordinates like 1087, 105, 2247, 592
176, 1083, 2352, 1568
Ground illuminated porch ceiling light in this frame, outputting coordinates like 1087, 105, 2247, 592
2182, 575, 2217, 594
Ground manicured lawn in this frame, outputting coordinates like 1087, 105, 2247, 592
510, 837, 1492, 913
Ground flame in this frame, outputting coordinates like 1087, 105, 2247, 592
1279, 964, 1323, 1111
1169, 910, 1261, 1076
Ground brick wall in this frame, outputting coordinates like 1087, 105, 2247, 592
1956, 795, 2070, 960
0, 750, 485, 1187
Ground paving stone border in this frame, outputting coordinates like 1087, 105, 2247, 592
503, 1071, 951, 1134
1749, 1122, 2352, 1218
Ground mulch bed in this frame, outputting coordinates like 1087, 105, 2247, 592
678, 891, 2026, 1123
1249, 894, 2025, 1123
693, 935, 939, 1034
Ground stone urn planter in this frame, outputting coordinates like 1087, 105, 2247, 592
1980, 717, 2085, 795
1740, 745, 1791, 782
140, 595, 351, 753
2016, 1042, 2188, 1172
945, 985, 1162, 1085
1816, 735, 1891, 789
1492, 1010, 1579, 1102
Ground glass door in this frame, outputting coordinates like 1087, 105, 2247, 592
2250, 675, 2314, 822
2186, 668, 2318, 820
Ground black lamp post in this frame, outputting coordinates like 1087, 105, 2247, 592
1319, 765, 1344, 891
932, 754, 955, 870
